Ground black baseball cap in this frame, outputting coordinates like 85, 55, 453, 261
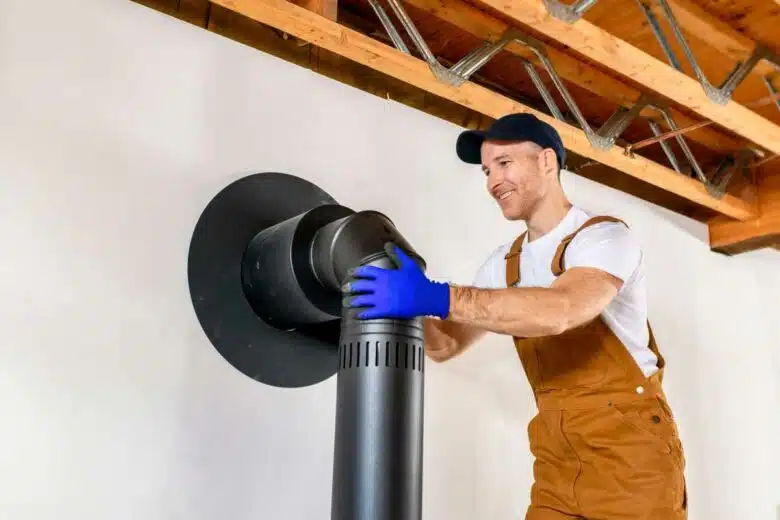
456, 112, 566, 169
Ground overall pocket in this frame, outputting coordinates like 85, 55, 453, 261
610, 395, 684, 467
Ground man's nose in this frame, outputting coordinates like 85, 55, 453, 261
487, 171, 503, 193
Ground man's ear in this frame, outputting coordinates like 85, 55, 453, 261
539, 148, 557, 177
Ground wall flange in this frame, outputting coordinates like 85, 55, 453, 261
187, 172, 345, 388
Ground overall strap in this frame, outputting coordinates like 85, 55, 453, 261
504, 231, 527, 287
646, 321, 666, 372
551, 215, 627, 276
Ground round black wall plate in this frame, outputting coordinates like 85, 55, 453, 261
187, 172, 343, 388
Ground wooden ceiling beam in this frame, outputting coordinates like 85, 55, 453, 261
467, 0, 780, 156
292, 0, 337, 19
403, 0, 745, 153
209, 0, 756, 220
649, 0, 778, 79
709, 170, 780, 254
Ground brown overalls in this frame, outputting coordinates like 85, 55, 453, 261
504, 216, 687, 520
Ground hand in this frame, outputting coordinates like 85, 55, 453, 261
342, 243, 450, 320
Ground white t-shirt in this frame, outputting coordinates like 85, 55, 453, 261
472, 206, 658, 377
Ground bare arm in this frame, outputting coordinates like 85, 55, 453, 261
447, 267, 623, 338
424, 318, 486, 363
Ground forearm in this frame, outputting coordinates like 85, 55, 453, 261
447, 285, 570, 338
423, 318, 484, 362
446, 267, 622, 338
424, 318, 454, 351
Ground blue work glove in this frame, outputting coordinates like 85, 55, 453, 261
342, 243, 450, 320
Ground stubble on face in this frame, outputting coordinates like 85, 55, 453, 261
480, 140, 547, 221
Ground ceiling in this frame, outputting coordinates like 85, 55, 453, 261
133, 0, 780, 255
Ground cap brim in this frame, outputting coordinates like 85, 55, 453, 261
456, 130, 487, 164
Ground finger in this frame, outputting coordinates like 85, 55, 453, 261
341, 279, 375, 294
350, 265, 386, 279
358, 308, 387, 320
344, 295, 375, 308
383, 242, 414, 269
383, 241, 401, 267
392, 245, 415, 267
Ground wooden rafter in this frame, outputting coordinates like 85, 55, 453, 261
466, 0, 780, 156
403, 0, 746, 153
207, 0, 757, 220
292, 0, 337, 19
649, 0, 778, 78
709, 170, 780, 254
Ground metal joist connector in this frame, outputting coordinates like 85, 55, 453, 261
522, 59, 565, 121
542, 0, 599, 23
621, 96, 745, 198
762, 75, 780, 113
707, 149, 756, 199
647, 119, 683, 173
635, 0, 683, 72
595, 94, 654, 140
366, 2, 743, 199
373, 0, 515, 87
450, 31, 519, 81
651, 0, 777, 105
504, 28, 615, 149
653, 106, 714, 191
367, 0, 410, 54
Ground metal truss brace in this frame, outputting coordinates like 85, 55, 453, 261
367, 0, 516, 87
367, 0, 410, 54
521, 59, 565, 121
708, 149, 755, 198
502, 27, 626, 150
542, 0, 599, 23
620, 95, 758, 198
633, 0, 683, 71
643, 0, 780, 105
647, 120, 683, 173
763, 75, 780, 113
640, 98, 733, 197
367, 0, 744, 198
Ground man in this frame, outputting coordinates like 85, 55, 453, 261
342, 113, 687, 519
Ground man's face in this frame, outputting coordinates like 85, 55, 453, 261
481, 140, 556, 221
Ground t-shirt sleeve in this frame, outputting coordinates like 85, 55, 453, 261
563, 221, 642, 283
472, 260, 492, 288
472, 244, 506, 289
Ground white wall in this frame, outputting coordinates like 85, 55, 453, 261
1, 1, 778, 519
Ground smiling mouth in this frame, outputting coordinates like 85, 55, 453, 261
496, 191, 514, 201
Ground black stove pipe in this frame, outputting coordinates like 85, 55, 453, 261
241, 206, 426, 520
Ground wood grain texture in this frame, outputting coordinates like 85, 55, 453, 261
709, 171, 780, 253
209, 0, 757, 219
649, 0, 778, 77
400, 0, 745, 153
467, 0, 780, 155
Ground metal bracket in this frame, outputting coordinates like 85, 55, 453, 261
708, 149, 755, 198
634, 0, 683, 71
621, 96, 745, 198
368, 0, 516, 87
521, 59, 565, 121
645, 0, 780, 105
366, 0, 748, 198
542, 0, 600, 23
763, 75, 780, 113
503, 28, 617, 149
367, 0, 410, 54
647, 119, 683, 173
647, 101, 713, 191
